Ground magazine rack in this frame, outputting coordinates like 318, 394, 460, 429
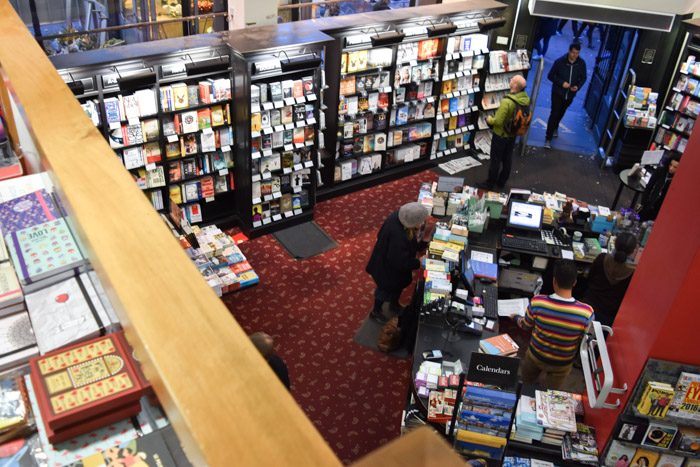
580, 320, 628, 409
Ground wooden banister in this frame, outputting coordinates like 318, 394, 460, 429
0, 1, 339, 465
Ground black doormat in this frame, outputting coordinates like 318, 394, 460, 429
353, 317, 410, 359
273, 221, 337, 259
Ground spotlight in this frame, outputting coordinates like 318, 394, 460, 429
478, 17, 507, 32
427, 22, 457, 37
370, 30, 405, 47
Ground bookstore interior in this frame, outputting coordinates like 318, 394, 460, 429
0, 0, 700, 466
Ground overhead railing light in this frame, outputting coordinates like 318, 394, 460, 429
427, 21, 457, 37
478, 17, 507, 32
370, 30, 405, 47
185, 57, 229, 76
279, 53, 322, 72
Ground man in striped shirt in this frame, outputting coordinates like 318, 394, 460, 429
515, 260, 594, 389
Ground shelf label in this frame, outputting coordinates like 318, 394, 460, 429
261, 127, 271, 134
251, 152, 262, 160
253, 220, 262, 228
145, 163, 157, 171
273, 191, 281, 199
284, 144, 294, 151
307, 94, 317, 101
109, 121, 121, 130
283, 167, 292, 174
263, 149, 273, 157
293, 209, 303, 216
285, 123, 294, 130
221, 145, 231, 152
251, 104, 261, 113
262, 217, 272, 225
272, 214, 282, 221
284, 97, 295, 105
293, 186, 302, 193
451, 111, 458, 117
205, 197, 215, 203
273, 100, 283, 109
251, 131, 261, 138
304, 161, 314, 168
167, 134, 179, 143
307, 117, 317, 125
252, 196, 262, 204
262, 171, 272, 179
128, 117, 140, 127
262, 102, 274, 110
219, 168, 229, 176
252, 174, 261, 182
284, 211, 293, 218
274, 125, 284, 132
448, 130, 456, 136
264, 194, 273, 201
202, 127, 214, 134
295, 96, 304, 104
305, 141, 313, 147
293, 120, 302, 128
293, 163, 303, 171
383, 86, 392, 93
294, 143, 304, 149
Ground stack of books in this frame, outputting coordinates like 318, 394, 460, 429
503, 457, 554, 467
479, 333, 519, 357
454, 385, 517, 460
562, 423, 599, 465
535, 390, 578, 445
0, 375, 34, 444
510, 395, 544, 443
422, 258, 450, 303
28, 332, 149, 443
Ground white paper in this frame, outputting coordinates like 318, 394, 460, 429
253, 221, 262, 228
167, 134, 179, 143
470, 251, 494, 263
293, 209, 303, 215
205, 197, 215, 203
273, 214, 282, 221
221, 145, 231, 152
641, 149, 664, 166
561, 249, 574, 260
219, 168, 229, 176
497, 298, 529, 318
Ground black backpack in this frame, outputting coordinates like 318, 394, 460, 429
504, 95, 532, 136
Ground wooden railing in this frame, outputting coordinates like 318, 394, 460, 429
0, 0, 472, 464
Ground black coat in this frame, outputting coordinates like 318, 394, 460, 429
366, 211, 421, 293
548, 53, 587, 100
639, 165, 674, 221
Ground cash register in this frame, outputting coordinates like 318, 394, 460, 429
501, 201, 549, 255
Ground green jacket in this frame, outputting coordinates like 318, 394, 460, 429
487, 91, 530, 138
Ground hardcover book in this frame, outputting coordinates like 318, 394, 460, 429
25, 276, 104, 354
5, 218, 84, 286
0, 189, 60, 235
180, 111, 199, 134
0, 262, 22, 313
172, 83, 189, 110
479, 334, 519, 356
0, 312, 38, 371
637, 381, 675, 418
28, 332, 146, 432
123, 147, 144, 170
669, 372, 700, 421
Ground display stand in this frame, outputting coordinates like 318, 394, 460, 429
53, 40, 238, 225
602, 358, 700, 466
227, 25, 331, 236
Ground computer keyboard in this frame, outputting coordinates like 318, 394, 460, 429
480, 284, 499, 320
501, 234, 548, 254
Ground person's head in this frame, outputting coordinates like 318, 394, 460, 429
668, 154, 680, 175
638, 456, 649, 466
568, 42, 581, 62
509, 75, 527, 93
249, 332, 274, 358
620, 455, 628, 461
613, 232, 637, 263
553, 259, 577, 293
398, 202, 430, 230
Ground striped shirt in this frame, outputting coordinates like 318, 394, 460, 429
522, 294, 594, 366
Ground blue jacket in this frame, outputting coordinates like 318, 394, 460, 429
548, 53, 587, 100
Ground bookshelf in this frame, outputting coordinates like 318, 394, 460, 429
227, 26, 331, 236
602, 358, 700, 465
57, 46, 238, 225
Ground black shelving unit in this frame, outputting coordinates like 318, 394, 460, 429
226, 25, 331, 237
54, 40, 239, 226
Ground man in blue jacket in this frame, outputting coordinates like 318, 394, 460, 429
545, 42, 587, 149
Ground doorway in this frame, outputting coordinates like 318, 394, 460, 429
524, 19, 638, 157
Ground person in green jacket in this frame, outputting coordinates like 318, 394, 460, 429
485, 75, 530, 190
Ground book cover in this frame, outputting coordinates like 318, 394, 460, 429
676, 427, 700, 454
657, 454, 686, 467
630, 448, 659, 467
5, 218, 84, 285
0, 189, 60, 235
669, 372, 700, 420
0, 262, 22, 311
172, 83, 189, 110
141, 119, 159, 141
29, 331, 146, 431
637, 381, 675, 418
0, 311, 37, 364
103, 97, 122, 124
180, 111, 199, 134
479, 333, 518, 356
641, 423, 677, 449
169, 185, 182, 205
143, 143, 161, 165
135, 89, 157, 117
146, 166, 166, 188
25, 276, 104, 355
197, 108, 212, 130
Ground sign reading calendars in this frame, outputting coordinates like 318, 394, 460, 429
467, 352, 520, 389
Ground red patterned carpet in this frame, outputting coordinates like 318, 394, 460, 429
223, 170, 437, 464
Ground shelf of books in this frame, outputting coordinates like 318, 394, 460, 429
474, 49, 531, 157
57, 47, 237, 225
650, 55, 700, 157
432, 19, 489, 161
602, 358, 700, 467
230, 42, 327, 236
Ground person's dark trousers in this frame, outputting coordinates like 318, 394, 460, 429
546, 91, 574, 140
488, 134, 516, 187
557, 19, 579, 35
372, 288, 401, 314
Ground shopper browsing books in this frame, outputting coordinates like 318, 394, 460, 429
366, 202, 431, 323
638, 154, 680, 221
513, 260, 594, 389
485, 75, 530, 190
249, 332, 291, 390
582, 232, 637, 327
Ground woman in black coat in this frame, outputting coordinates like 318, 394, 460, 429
366, 202, 430, 322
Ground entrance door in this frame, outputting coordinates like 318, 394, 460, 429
584, 27, 638, 142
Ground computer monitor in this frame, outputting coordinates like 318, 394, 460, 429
507, 201, 543, 232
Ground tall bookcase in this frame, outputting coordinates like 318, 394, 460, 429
56, 45, 238, 225
227, 26, 331, 236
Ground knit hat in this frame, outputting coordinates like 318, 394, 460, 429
398, 202, 429, 228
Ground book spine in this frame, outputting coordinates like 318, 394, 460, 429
9, 231, 29, 282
